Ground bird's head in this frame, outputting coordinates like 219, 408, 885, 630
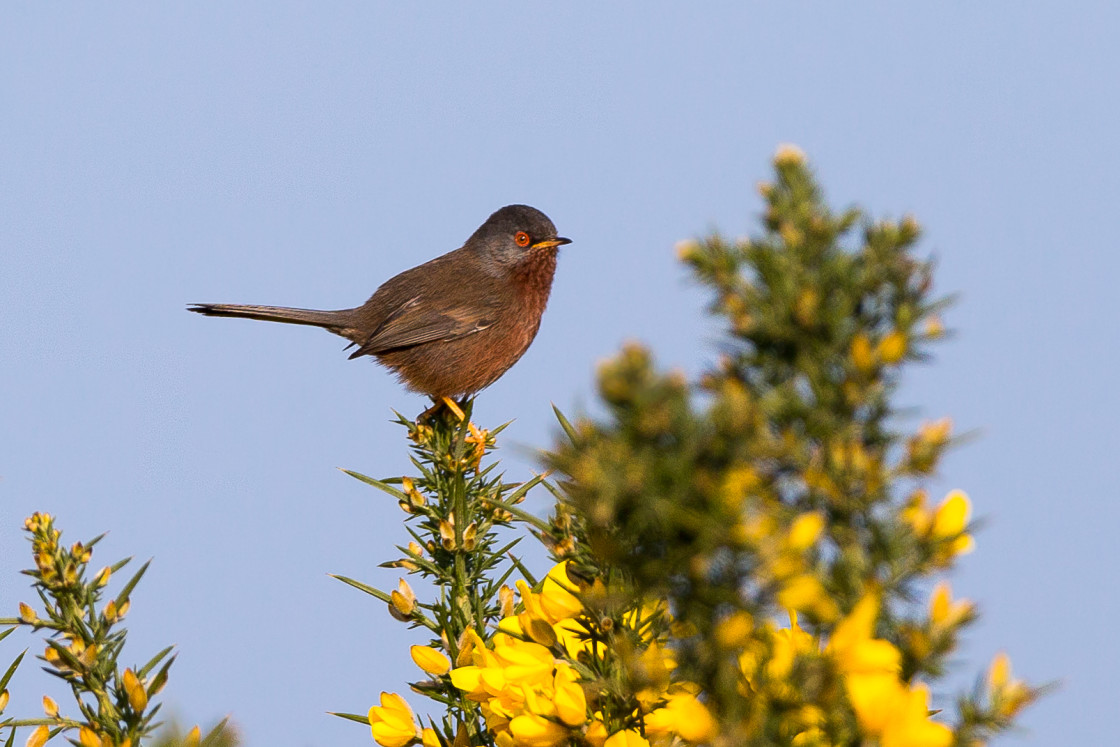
467, 204, 571, 271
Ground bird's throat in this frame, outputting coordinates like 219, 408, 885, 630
512, 249, 559, 314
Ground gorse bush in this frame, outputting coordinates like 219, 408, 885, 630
341, 148, 1040, 747
1, 147, 1039, 747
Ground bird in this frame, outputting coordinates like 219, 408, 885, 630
189, 205, 571, 406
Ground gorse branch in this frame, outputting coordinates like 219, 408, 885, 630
0, 513, 185, 747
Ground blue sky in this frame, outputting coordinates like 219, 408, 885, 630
3, 4, 1118, 744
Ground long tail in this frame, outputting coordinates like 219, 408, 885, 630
187, 303, 351, 331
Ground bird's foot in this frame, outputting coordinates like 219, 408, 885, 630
418, 396, 467, 423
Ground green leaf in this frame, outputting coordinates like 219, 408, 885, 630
490, 419, 515, 437
507, 554, 537, 587
0, 649, 26, 690
329, 575, 392, 604
115, 558, 151, 606
139, 645, 176, 679
148, 654, 176, 696
329, 711, 370, 726
503, 473, 546, 505
489, 501, 549, 533
109, 557, 133, 574
340, 470, 410, 502
552, 404, 580, 445
85, 532, 109, 549
200, 717, 239, 747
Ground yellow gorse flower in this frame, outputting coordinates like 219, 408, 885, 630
987, 652, 1034, 718
878, 683, 952, 747
903, 489, 975, 563
26, 724, 50, 747
368, 692, 419, 747
931, 490, 974, 557
876, 330, 907, 364
508, 713, 568, 747
603, 729, 650, 747
823, 595, 951, 745
410, 645, 452, 676
537, 563, 583, 622
448, 562, 712, 746
123, 667, 148, 712
389, 579, 417, 621
929, 582, 973, 631
644, 692, 717, 743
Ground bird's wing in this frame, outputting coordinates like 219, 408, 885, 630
348, 295, 499, 359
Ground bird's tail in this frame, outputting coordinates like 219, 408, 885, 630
188, 303, 350, 331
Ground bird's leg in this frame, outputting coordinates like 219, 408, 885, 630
418, 396, 467, 423
441, 397, 466, 421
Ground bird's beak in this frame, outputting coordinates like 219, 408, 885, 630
532, 237, 572, 250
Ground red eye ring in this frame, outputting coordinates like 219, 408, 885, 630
514, 231, 531, 247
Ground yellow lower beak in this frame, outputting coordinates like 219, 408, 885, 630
531, 237, 572, 250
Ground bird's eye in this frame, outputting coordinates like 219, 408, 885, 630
514, 231, 531, 247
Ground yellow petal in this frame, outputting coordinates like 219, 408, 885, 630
830, 593, 880, 655
585, 719, 609, 747
988, 652, 1011, 691
843, 639, 902, 675
369, 692, 418, 747
846, 672, 905, 735
449, 665, 483, 695
410, 645, 452, 676
851, 333, 875, 373
787, 512, 824, 551
880, 684, 953, 747
932, 491, 971, 538
509, 714, 570, 747
877, 331, 907, 364
26, 725, 50, 747
603, 729, 651, 747
552, 666, 587, 727
123, 667, 148, 712
663, 693, 717, 743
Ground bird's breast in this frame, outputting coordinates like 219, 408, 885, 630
511, 249, 559, 320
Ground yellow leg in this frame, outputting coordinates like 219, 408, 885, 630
441, 396, 466, 421
419, 397, 467, 422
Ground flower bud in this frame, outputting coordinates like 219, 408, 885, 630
389, 579, 417, 621
410, 646, 451, 676
123, 668, 148, 712
877, 330, 907, 364
774, 143, 807, 167
94, 567, 112, 588
26, 724, 50, 747
850, 333, 875, 374
439, 519, 456, 551
18, 602, 37, 624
